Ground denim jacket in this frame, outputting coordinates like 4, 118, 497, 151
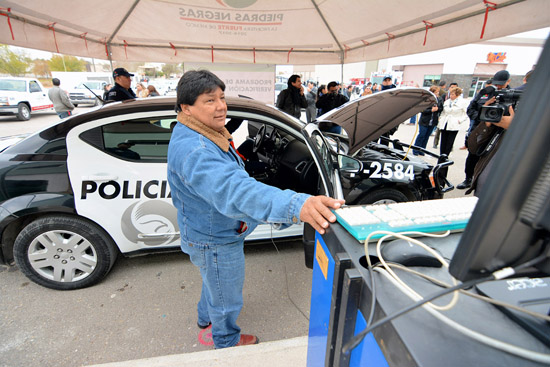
167, 115, 310, 246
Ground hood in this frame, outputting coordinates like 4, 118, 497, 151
317, 88, 436, 155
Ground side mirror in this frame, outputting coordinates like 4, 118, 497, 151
338, 154, 362, 173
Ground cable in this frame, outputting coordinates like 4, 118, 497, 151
386, 263, 550, 322
342, 273, 491, 354
376, 231, 459, 311
373, 267, 550, 365
342, 253, 550, 356
361, 230, 454, 350
364, 230, 458, 311
270, 227, 309, 321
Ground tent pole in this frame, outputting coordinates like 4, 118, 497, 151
341, 57, 344, 84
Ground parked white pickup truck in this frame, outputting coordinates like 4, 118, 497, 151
69, 80, 107, 107
0, 77, 54, 120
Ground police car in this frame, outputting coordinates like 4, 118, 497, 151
0, 89, 452, 290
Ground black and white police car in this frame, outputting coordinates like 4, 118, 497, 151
0, 89, 452, 290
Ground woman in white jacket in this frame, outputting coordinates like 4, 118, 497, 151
437, 87, 469, 157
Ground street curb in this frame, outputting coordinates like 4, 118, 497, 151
85, 335, 308, 367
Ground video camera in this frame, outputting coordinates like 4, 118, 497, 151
479, 89, 522, 123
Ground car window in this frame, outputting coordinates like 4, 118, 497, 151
80, 117, 177, 162
29, 81, 42, 93
0, 79, 26, 92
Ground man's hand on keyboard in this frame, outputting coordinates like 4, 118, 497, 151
300, 196, 345, 235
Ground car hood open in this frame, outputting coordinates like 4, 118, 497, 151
317, 88, 437, 155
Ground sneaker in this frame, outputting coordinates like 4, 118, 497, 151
457, 179, 472, 190
235, 334, 259, 346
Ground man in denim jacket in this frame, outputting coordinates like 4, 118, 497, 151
167, 70, 344, 349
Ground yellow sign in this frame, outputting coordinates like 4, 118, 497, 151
315, 240, 329, 280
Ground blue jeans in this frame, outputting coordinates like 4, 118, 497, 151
413, 125, 435, 155
57, 110, 72, 119
182, 240, 245, 349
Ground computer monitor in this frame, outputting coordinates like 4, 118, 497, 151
449, 37, 550, 282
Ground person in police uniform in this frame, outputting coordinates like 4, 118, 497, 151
106, 68, 137, 102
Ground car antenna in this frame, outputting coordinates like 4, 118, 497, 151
82, 83, 108, 105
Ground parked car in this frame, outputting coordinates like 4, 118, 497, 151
0, 89, 452, 290
69, 80, 108, 107
0, 77, 54, 120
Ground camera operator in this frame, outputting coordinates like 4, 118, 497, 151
465, 71, 521, 196
457, 70, 511, 189
315, 81, 349, 133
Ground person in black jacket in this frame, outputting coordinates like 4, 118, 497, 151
413, 85, 442, 155
276, 74, 307, 119
457, 70, 510, 189
315, 81, 349, 133
106, 68, 137, 102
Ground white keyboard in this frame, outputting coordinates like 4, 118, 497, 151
334, 197, 478, 241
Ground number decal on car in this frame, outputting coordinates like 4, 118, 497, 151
364, 162, 415, 180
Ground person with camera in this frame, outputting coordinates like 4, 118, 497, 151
315, 81, 349, 133
465, 104, 515, 196
457, 70, 510, 189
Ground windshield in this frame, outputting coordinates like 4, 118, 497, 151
0, 79, 26, 92
77, 81, 103, 89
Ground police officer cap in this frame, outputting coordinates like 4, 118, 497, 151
113, 68, 134, 78
492, 70, 510, 85
383, 76, 392, 81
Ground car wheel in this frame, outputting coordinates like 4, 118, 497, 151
13, 215, 118, 290
73, 103, 78, 107
16, 103, 31, 121
358, 188, 409, 205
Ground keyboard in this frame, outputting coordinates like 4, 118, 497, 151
334, 197, 478, 242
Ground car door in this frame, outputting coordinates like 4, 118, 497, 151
66, 111, 180, 254
300, 123, 342, 200
28, 79, 54, 112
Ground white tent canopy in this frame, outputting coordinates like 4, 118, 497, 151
0, 0, 549, 65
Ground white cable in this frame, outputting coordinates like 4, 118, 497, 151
374, 267, 550, 364
364, 230, 459, 311
386, 262, 550, 322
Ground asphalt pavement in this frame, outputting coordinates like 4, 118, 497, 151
0, 107, 473, 367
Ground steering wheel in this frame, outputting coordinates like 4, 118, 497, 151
253, 124, 266, 153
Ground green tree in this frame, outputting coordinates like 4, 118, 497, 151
0, 44, 30, 76
162, 63, 178, 77
49, 55, 87, 72
32, 59, 51, 78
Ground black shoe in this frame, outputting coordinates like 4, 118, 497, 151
457, 179, 472, 190
197, 322, 211, 329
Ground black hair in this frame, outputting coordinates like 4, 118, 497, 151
287, 74, 301, 88
175, 70, 225, 112
438, 80, 446, 87
52, 78, 60, 86
327, 81, 338, 90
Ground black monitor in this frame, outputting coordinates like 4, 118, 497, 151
449, 37, 550, 282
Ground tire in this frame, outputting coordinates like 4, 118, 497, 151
357, 188, 409, 205
13, 215, 118, 290
16, 103, 31, 121
73, 103, 78, 107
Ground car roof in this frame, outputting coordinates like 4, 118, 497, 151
36, 96, 305, 140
